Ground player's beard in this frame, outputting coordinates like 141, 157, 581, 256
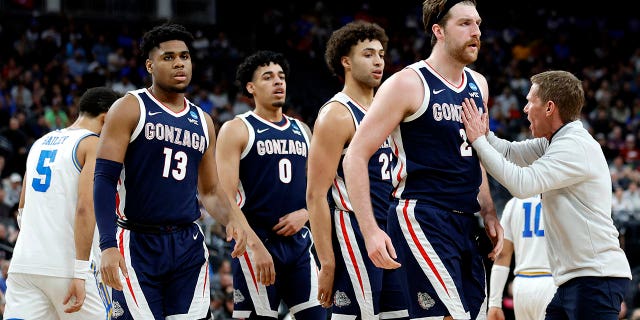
272, 100, 285, 108
448, 39, 481, 65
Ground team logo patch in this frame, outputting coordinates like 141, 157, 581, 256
190, 110, 199, 119
469, 82, 478, 91
417, 292, 435, 310
233, 289, 245, 303
111, 301, 124, 318
333, 290, 351, 307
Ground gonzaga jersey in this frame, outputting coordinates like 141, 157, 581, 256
390, 61, 484, 214
118, 88, 209, 225
502, 195, 552, 275
236, 111, 310, 238
324, 92, 393, 222
11, 128, 100, 277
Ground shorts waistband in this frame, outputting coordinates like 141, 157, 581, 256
117, 218, 193, 234
515, 271, 552, 278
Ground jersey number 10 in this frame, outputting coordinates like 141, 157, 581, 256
522, 201, 544, 238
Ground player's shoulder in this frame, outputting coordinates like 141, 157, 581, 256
316, 101, 353, 127
217, 117, 249, 143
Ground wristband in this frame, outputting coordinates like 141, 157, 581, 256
488, 264, 510, 308
17, 208, 23, 228
73, 259, 91, 280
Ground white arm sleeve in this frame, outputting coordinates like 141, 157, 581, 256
489, 264, 510, 308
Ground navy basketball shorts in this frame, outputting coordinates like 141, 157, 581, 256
388, 199, 486, 319
331, 209, 409, 319
545, 276, 629, 320
232, 227, 326, 319
115, 223, 210, 319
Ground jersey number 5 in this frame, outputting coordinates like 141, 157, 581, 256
32, 149, 58, 192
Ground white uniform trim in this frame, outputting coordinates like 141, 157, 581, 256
396, 199, 470, 319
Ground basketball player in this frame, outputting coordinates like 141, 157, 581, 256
306, 21, 408, 319
216, 50, 326, 320
488, 195, 556, 320
342, 1, 504, 319
93, 23, 247, 319
462, 70, 631, 319
4, 87, 120, 319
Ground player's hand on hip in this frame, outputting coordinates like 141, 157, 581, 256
461, 98, 487, 143
226, 219, 248, 258
488, 306, 505, 320
251, 244, 276, 286
273, 208, 308, 236
365, 227, 401, 269
101, 247, 128, 290
317, 265, 335, 308
63, 278, 86, 313
484, 214, 504, 261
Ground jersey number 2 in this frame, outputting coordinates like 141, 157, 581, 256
522, 201, 544, 238
32, 149, 58, 192
459, 129, 473, 157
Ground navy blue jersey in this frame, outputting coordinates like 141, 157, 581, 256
118, 89, 209, 225
390, 61, 484, 214
324, 92, 394, 222
236, 111, 310, 238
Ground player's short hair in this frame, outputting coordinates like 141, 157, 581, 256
423, 0, 477, 46
324, 21, 388, 79
78, 87, 121, 117
140, 23, 194, 59
531, 70, 585, 123
236, 50, 290, 97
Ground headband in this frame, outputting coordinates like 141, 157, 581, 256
427, 0, 466, 30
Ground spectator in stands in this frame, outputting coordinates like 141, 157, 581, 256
2, 173, 21, 211
0, 224, 13, 261
110, 75, 136, 95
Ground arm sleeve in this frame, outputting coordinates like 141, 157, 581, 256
486, 131, 548, 166
472, 135, 586, 199
489, 264, 511, 308
94, 158, 123, 250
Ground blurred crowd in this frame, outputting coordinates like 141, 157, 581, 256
1, 1, 640, 318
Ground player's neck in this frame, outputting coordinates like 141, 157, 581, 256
426, 53, 466, 86
342, 81, 374, 110
148, 85, 185, 111
254, 105, 283, 122
68, 116, 101, 134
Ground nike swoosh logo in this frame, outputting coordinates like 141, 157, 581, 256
432, 89, 445, 95
257, 128, 269, 133
301, 231, 309, 238
193, 233, 198, 240
148, 111, 162, 116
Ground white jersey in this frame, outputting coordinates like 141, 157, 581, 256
475, 121, 631, 285
501, 195, 551, 275
10, 128, 101, 277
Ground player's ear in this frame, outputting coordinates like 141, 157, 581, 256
341, 56, 350, 69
